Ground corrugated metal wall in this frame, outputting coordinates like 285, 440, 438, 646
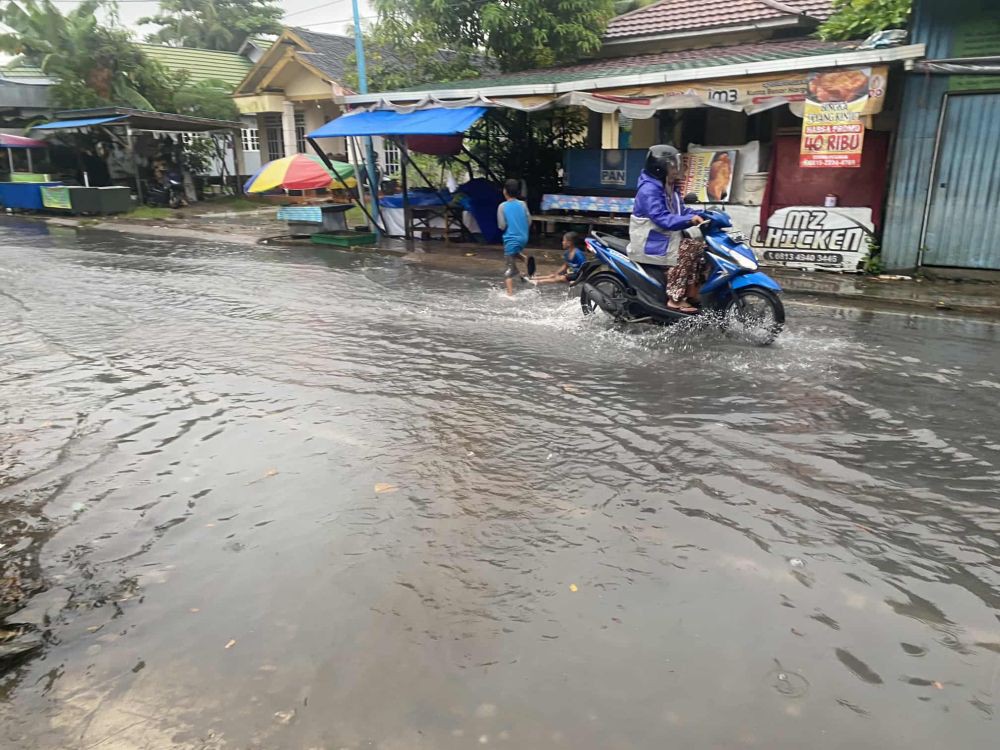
922, 93, 1000, 268
881, 0, 954, 270
882, 0, 1000, 270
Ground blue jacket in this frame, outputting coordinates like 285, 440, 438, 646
627, 171, 696, 260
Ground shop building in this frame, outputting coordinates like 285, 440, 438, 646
341, 0, 924, 271
231, 27, 383, 168
881, 0, 1000, 273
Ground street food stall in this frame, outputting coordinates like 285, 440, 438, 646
306, 106, 503, 243
0, 133, 57, 210
29, 107, 245, 213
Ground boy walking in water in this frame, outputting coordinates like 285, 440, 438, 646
497, 178, 530, 296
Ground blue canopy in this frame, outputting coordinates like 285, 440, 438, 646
33, 116, 127, 130
308, 107, 487, 138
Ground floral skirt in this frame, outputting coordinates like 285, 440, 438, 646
666, 238, 706, 302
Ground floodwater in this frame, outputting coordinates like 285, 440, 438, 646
1, 222, 998, 750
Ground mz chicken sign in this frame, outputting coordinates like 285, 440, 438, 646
800, 68, 880, 168
751, 206, 874, 272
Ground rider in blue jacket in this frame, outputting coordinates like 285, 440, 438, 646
627, 145, 704, 309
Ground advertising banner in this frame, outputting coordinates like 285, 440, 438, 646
40, 186, 72, 210
949, 17, 1000, 91
750, 206, 874, 271
494, 66, 890, 118
682, 150, 737, 202
600, 149, 627, 186
595, 66, 888, 115
799, 68, 878, 168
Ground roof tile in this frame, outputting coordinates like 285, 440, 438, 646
400, 38, 854, 92
605, 0, 833, 40
137, 44, 253, 90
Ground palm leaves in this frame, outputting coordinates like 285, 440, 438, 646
139, 0, 282, 52
0, 0, 157, 109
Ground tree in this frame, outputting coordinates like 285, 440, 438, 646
347, 23, 483, 93
139, 0, 282, 52
0, 0, 172, 109
818, 0, 913, 41
363, 0, 616, 88
170, 77, 240, 121
0, 0, 245, 121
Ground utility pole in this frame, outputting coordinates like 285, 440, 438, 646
351, 0, 381, 234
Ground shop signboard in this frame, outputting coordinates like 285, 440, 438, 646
949, 18, 1000, 92
575, 66, 889, 116
682, 150, 737, 202
40, 185, 72, 210
600, 149, 627, 186
799, 68, 878, 168
750, 206, 873, 272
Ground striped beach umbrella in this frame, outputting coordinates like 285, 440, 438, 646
244, 153, 355, 193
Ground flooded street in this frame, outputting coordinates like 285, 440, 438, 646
1, 222, 997, 749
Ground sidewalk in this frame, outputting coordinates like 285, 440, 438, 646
23, 209, 1000, 318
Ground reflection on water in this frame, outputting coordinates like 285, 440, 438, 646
1, 225, 998, 749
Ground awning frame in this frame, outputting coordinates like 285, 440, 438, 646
341, 44, 926, 106
32, 116, 128, 131
307, 106, 487, 139
33, 107, 242, 133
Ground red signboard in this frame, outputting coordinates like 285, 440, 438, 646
799, 68, 872, 169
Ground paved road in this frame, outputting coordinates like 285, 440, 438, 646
1, 223, 997, 749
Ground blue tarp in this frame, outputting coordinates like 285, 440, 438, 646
379, 190, 452, 209
308, 107, 487, 138
33, 116, 127, 130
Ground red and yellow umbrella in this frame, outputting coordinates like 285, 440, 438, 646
244, 153, 356, 194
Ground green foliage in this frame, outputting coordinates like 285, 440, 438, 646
348, 22, 482, 92
172, 78, 241, 121
0, 0, 162, 109
469, 108, 587, 205
139, 0, 282, 52
862, 234, 885, 274
612, 0, 657, 14
358, 0, 616, 90
0, 1, 243, 120
818, 0, 913, 41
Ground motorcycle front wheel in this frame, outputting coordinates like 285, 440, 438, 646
725, 288, 785, 346
580, 273, 628, 318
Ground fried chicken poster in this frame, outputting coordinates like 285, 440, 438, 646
800, 68, 871, 168
682, 150, 737, 202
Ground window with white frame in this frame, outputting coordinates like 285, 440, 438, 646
382, 140, 401, 178
263, 113, 284, 159
294, 112, 306, 154
241, 128, 260, 152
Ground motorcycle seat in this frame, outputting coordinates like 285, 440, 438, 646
592, 231, 629, 254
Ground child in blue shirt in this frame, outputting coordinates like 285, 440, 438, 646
534, 232, 587, 285
497, 178, 531, 296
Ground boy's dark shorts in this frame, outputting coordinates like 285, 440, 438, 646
504, 255, 521, 278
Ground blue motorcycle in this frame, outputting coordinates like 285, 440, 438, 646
571, 209, 785, 346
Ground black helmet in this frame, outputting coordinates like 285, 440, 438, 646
644, 144, 682, 183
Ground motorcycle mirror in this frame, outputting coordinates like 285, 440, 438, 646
683, 192, 699, 204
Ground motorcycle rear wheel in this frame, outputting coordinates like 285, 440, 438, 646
725, 288, 785, 346
580, 273, 628, 318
